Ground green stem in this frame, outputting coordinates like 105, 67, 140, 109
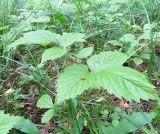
141, 0, 155, 78
68, 99, 81, 134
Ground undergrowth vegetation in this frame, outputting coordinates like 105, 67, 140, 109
0, 0, 160, 134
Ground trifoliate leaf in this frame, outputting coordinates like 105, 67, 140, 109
87, 51, 128, 72
7, 30, 59, 50
56, 51, 157, 103
56, 64, 93, 103
75, 47, 93, 58
107, 112, 156, 134
37, 94, 54, 108
58, 32, 85, 48
39, 47, 67, 67
41, 109, 55, 123
94, 66, 157, 102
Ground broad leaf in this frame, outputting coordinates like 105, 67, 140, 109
58, 33, 85, 48
107, 112, 156, 134
0, 111, 17, 134
37, 94, 54, 108
7, 31, 85, 50
22, 30, 59, 46
7, 37, 32, 50
7, 30, 59, 50
39, 47, 67, 67
56, 64, 93, 103
56, 51, 157, 103
75, 47, 93, 58
94, 66, 157, 102
41, 109, 55, 123
119, 33, 136, 43
0, 111, 40, 134
14, 117, 40, 134
87, 51, 128, 72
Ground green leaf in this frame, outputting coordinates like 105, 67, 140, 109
143, 128, 158, 134
14, 117, 40, 134
7, 31, 85, 50
58, 32, 85, 48
56, 51, 157, 103
110, 0, 127, 4
22, 30, 60, 46
39, 47, 67, 67
87, 51, 128, 72
107, 40, 123, 47
100, 110, 109, 117
119, 33, 136, 43
153, 32, 160, 42
37, 94, 54, 108
7, 30, 59, 50
107, 112, 156, 134
75, 47, 93, 58
30, 16, 50, 23
133, 57, 143, 65
7, 37, 31, 50
41, 109, 55, 123
0, 111, 17, 134
126, 41, 139, 56
94, 66, 157, 102
0, 111, 40, 134
143, 24, 152, 31
56, 64, 93, 103
140, 53, 150, 60
139, 30, 151, 40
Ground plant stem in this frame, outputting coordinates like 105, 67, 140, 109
68, 99, 81, 134
141, 0, 155, 78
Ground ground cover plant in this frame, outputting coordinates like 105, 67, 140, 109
0, 0, 160, 134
